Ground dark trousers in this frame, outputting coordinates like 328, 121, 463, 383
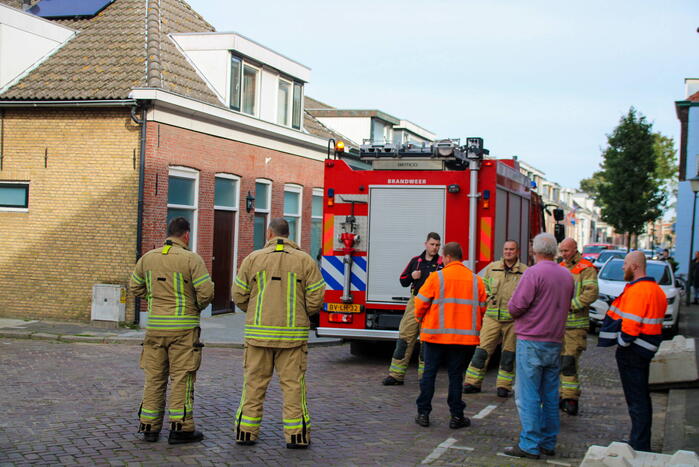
416, 342, 475, 417
616, 346, 652, 451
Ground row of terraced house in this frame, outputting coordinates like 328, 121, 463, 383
0, 0, 436, 323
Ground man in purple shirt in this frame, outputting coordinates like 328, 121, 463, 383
503, 233, 574, 459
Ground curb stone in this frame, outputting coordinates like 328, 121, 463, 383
0, 333, 343, 348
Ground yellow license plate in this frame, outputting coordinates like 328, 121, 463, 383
327, 303, 362, 313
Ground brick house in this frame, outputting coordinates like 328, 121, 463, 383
0, 0, 345, 322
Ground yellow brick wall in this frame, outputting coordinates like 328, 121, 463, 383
0, 108, 141, 322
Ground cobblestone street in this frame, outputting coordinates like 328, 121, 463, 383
0, 336, 666, 466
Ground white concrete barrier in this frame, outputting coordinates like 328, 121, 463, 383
649, 336, 698, 385
581, 442, 699, 467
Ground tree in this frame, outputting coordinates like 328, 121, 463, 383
594, 108, 667, 249
580, 133, 677, 205
652, 133, 679, 210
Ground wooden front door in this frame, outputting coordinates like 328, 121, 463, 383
212, 210, 235, 313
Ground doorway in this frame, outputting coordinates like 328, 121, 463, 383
212, 209, 235, 313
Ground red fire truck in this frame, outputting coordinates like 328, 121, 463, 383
316, 138, 544, 344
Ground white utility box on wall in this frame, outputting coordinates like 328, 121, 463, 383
91, 284, 126, 323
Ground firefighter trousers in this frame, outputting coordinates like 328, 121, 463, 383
560, 328, 587, 400
387, 296, 424, 381
464, 315, 516, 391
235, 344, 310, 445
138, 328, 203, 433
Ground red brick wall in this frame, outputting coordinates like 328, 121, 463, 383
141, 121, 324, 272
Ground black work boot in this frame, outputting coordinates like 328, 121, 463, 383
496, 388, 511, 398
449, 416, 471, 429
139, 423, 159, 442
463, 384, 481, 394
382, 376, 404, 386
561, 398, 579, 416
168, 430, 204, 445
287, 433, 310, 449
415, 413, 430, 427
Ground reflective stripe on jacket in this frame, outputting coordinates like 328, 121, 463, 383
129, 237, 214, 333
232, 237, 325, 348
414, 261, 487, 345
597, 277, 665, 359
560, 253, 598, 329
483, 259, 526, 321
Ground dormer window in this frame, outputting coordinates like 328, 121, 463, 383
230, 54, 259, 116
277, 77, 303, 130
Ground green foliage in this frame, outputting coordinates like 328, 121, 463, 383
595, 108, 667, 240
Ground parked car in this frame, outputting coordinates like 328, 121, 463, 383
589, 258, 682, 337
592, 249, 627, 270
582, 243, 616, 261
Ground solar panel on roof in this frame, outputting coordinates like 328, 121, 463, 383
28, 0, 115, 19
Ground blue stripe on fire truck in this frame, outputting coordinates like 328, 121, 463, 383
321, 256, 367, 292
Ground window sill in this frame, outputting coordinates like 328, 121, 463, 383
0, 207, 28, 212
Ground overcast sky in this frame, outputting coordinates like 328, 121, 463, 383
188, 0, 698, 189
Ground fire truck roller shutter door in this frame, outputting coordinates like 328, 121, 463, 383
366, 187, 445, 303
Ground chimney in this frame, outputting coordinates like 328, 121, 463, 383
685, 78, 699, 99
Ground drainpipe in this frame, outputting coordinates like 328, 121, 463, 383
131, 103, 148, 325
467, 159, 481, 271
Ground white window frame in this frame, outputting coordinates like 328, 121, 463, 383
253, 178, 272, 249
214, 172, 241, 282
284, 183, 303, 245
292, 81, 303, 131
0, 180, 29, 212
310, 187, 323, 256
214, 173, 241, 212
167, 166, 199, 252
229, 53, 261, 118
277, 77, 293, 127
255, 178, 272, 216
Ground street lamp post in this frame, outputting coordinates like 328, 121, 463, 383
687, 175, 699, 306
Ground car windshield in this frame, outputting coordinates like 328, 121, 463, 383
597, 251, 624, 263
583, 245, 608, 254
599, 260, 672, 285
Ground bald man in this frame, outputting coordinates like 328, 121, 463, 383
558, 238, 598, 416
598, 251, 665, 451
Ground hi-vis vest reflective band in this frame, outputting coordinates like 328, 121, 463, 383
416, 263, 486, 345
597, 277, 665, 359
560, 257, 596, 328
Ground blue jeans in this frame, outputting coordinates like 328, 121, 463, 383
515, 339, 561, 455
416, 342, 475, 417
616, 346, 652, 451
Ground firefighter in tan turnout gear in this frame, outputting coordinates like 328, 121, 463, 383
232, 218, 325, 449
463, 240, 526, 398
129, 217, 214, 444
558, 238, 599, 416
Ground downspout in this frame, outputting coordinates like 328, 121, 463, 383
131, 103, 148, 325
467, 159, 481, 271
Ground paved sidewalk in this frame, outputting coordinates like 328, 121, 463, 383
0, 312, 340, 348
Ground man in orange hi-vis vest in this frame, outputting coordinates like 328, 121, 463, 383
598, 251, 665, 452
413, 242, 487, 430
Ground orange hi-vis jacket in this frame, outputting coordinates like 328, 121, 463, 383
414, 261, 487, 345
598, 277, 666, 359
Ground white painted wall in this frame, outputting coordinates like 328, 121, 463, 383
0, 4, 75, 91
316, 116, 372, 144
